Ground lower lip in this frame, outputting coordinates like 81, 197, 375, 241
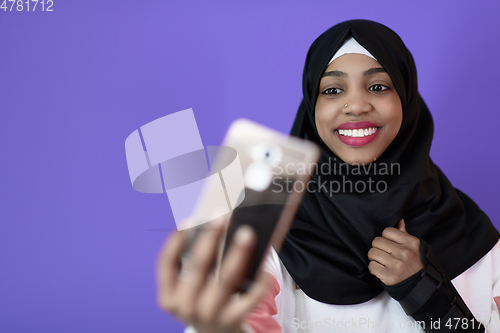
335, 129, 380, 147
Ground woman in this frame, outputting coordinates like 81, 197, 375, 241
157, 20, 500, 333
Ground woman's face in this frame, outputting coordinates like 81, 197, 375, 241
315, 53, 403, 165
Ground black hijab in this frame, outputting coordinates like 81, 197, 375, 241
278, 19, 499, 305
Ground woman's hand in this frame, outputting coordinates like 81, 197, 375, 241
367, 219, 424, 286
156, 217, 272, 333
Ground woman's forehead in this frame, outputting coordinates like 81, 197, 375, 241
324, 53, 383, 74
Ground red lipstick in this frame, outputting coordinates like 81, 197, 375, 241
335, 121, 381, 147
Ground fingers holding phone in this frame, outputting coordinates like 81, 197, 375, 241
156, 218, 272, 333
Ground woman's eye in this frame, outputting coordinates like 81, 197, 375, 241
322, 87, 343, 95
369, 84, 389, 92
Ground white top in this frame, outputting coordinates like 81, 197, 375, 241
185, 240, 500, 333
260, 240, 500, 333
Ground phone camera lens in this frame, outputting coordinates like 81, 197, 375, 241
250, 143, 283, 164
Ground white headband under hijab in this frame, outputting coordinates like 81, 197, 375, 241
328, 37, 377, 65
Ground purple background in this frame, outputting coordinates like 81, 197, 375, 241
1, 1, 499, 332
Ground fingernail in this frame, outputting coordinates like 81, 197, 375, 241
235, 225, 254, 245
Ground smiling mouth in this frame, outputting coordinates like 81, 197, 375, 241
335, 127, 380, 138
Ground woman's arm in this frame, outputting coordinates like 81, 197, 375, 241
385, 239, 485, 332
368, 219, 493, 332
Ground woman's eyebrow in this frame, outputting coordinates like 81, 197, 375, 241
322, 67, 386, 78
322, 70, 346, 77
363, 67, 386, 76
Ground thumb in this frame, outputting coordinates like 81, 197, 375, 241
397, 219, 407, 233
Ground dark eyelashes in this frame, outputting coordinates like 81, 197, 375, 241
369, 84, 390, 92
321, 87, 343, 95
321, 84, 390, 95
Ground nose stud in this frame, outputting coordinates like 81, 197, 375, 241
344, 104, 348, 108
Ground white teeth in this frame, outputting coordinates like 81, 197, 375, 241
337, 127, 379, 137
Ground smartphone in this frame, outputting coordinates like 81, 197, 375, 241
179, 119, 320, 291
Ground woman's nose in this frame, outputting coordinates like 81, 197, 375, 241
342, 92, 372, 116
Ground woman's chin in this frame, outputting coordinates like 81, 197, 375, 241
327, 139, 384, 166
336, 153, 379, 166
344, 159, 376, 166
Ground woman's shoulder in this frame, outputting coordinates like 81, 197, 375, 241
486, 238, 500, 254
489, 239, 500, 274
453, 238, 500, 279
262, 246, 283, 279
